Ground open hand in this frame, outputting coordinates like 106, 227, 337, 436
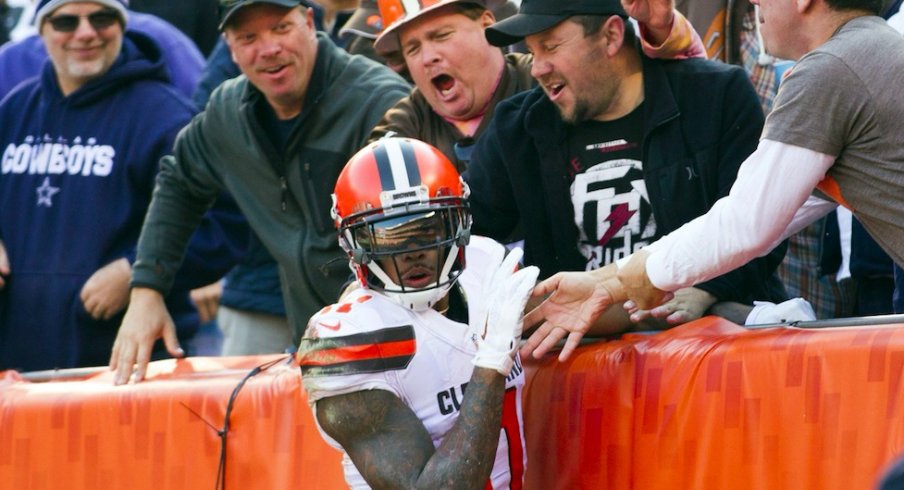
520, 264, 625, 362
471, 247, 540, 376
621, 0, 675, 31
110, 288, 183, 385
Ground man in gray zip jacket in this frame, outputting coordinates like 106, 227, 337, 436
110, 0, 410, 384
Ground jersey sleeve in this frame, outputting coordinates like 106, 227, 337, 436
297, 293, 416, 403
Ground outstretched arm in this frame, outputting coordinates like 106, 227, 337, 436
626, 0, 706, 59
110, 120, 223, 384
624, 0, 674, 43
318, 368, 504, 489
523, 142, 835, 361
635, 142, 836, 302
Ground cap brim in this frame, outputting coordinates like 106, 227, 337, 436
219, 0, 301, 30
374, 1, 461, 55
484, 12, 565, 47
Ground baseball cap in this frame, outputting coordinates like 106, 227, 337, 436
485, 0, 627, 47
339, 0, 385, 40
373, 0, 503, 55
218, 0, 303, 30
35, 0, 128, 28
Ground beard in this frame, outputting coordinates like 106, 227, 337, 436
557, 98, 594, 125
555, 40, 621, 124
556, 91, 615, 125
556, 69, 620, 125
65, 57, 107, 80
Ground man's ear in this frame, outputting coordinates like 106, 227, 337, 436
304, 6, 317, 30
220, 33, 236, 63
600, 15, 626, 56
224, 35, 240, 64
796, 0, 814, 14
479, 9, 497, 29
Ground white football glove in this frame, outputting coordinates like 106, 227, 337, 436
471, 246, 540, 377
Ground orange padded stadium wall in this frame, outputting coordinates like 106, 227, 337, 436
2, 317, 904, 489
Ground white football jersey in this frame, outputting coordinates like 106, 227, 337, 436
298, 236, 526, 489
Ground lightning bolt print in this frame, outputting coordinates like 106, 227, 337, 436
597, 203, 636, 246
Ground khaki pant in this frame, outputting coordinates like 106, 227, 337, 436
218, 306, 293, 356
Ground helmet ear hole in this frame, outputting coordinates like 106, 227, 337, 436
351, 248, 370, 265
457, 228, 470, 246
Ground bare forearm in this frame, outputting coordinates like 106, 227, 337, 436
708, 301, 753, 325
317, 369, 507, 490
318, 250, 535, 488
416, 368, 504, 489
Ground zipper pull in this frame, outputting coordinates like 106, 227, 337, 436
280, 176, 288, 212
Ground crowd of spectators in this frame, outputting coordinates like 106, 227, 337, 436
1, 0, 903, 485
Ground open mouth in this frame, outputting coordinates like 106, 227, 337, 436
401, 266, 436, 288
546, 82, 565, 99
432, 74, 456, 97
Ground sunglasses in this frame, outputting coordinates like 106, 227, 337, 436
46, 9, 121, 33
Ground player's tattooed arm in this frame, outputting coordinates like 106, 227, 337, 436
316, 368, 504, 489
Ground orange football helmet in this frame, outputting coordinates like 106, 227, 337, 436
331, 137, 471, 311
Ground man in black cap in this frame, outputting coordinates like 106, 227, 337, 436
466, 0, 791, 349
109, 0, 410, 384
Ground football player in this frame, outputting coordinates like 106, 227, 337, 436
298, 137, 538, 488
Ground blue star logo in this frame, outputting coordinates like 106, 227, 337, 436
36, 177, 60, 207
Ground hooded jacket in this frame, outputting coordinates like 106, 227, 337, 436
0, 31, 220, 371
0, 11, 204, 101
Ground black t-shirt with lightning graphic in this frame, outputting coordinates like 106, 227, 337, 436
566, 103, 659, 271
